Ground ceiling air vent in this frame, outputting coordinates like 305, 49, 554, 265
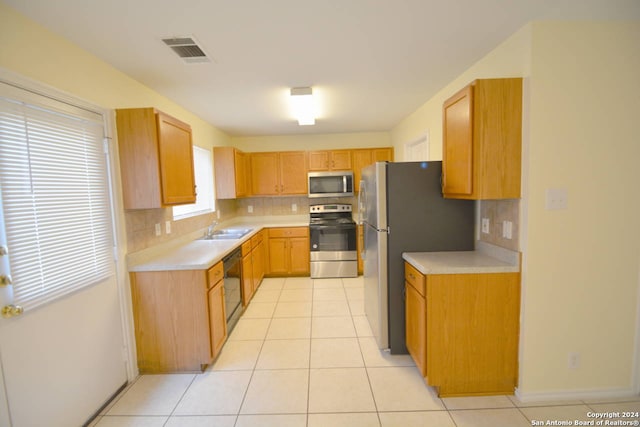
162, 37, 210, 63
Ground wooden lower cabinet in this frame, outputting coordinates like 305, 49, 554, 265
266, 227, 310, 276
404, 262, 520, 396
208, 274, 227, 359
241, 240, 254, 306
241, 231, 266, 306
405, 262, 427, 377
130, 261, 227, 373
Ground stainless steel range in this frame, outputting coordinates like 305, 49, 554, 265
309, 203, 358, 279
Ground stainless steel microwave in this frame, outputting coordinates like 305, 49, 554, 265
308, 171, 354, 198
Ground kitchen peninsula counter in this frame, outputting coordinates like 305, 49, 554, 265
403, 241, 520, 275
127, 215, 308, 272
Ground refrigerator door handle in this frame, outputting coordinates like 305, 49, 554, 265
357, 180, 366, 224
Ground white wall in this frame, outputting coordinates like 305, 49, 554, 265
520, 21, 640, 397
0, 3, 230, 151
391, 26, 532, 161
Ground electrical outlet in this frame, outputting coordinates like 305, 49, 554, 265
165, 221, 171, 234
154, 223, 161, 237
481, 218, 490, 234
502, 221, 513, 239
247, 205, 253, 214
292, 203, 297, 212
568, 352, 581, 369
216, 210, 221, 219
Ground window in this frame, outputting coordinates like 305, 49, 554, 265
0, 80, 115, 311
172, 145, 215, 219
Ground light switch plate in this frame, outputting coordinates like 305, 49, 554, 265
154, 223, 161, 237
248, 205, 253, 213
165, 221, 171, 234
546, 188, 568, 210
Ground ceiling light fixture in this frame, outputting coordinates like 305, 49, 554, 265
290, 87, 316, 126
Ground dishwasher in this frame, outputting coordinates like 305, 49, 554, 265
222, 248, 243, 333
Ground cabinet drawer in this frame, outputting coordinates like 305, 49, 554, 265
207, 261, 223, 288
251, 232, 263, 249
241, 240, 252, 256
268, 227, 308, 238
404, 262, 425, 297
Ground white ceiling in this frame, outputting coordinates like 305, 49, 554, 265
5, 0, 639, 136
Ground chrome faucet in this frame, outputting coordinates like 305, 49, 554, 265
206, 220, 219, 237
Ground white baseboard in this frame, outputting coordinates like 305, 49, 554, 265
515, 386, 639, 403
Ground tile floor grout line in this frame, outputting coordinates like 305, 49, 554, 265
306, 277, 316, 427
231, 288, 277, 427
161, 373, 199, 426
350, 280, 384, 427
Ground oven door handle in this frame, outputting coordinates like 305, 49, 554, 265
309, 224, 356, 230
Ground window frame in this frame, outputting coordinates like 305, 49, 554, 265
172, 145, 216, 220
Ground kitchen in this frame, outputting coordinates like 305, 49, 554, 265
0, 1, 639, 426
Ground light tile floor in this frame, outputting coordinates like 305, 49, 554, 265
93, 276, 640, 426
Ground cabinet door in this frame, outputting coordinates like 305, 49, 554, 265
406, 282, 426, 377
208, 279, 227, 359
235, 150, 249, 197
252, 240, 265, 290
241, 254, 253, 306
289, 236, 310, 275
250, 152, 280, 195
330, 150, 352, 170
156, 112, 196, 205
442, 85, 474, 196
267, 237, 289, 275
308, 151, 330, 171
279, 151, 308, 195
352, 149, 373, 193
372, 148, 393, 162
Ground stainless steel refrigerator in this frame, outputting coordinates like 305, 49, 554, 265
359, 161, 475, 353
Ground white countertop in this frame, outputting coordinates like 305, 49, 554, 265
403, 242, 520, 275
127, 215, 309, 272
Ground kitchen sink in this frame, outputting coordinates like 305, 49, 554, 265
198, 228, 253, 240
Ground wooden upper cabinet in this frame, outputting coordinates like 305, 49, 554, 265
308, 150, 352, 171
279, 151, 307, 194
214, 147, 249, 199
442, 78, 522, 200
352, 147, 394, 192
250, 151, 307, 196
250, 152, 279, 196
116, 108, 196, 209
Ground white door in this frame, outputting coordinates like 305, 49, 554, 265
0, 78, 129, 426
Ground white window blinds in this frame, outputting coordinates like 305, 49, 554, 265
0, 81, 115, 311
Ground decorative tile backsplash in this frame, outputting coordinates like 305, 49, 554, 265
478, 199, 520, 251
124, 196, 362, 253
125, 195, 519, 254
124, 199, 237, 253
